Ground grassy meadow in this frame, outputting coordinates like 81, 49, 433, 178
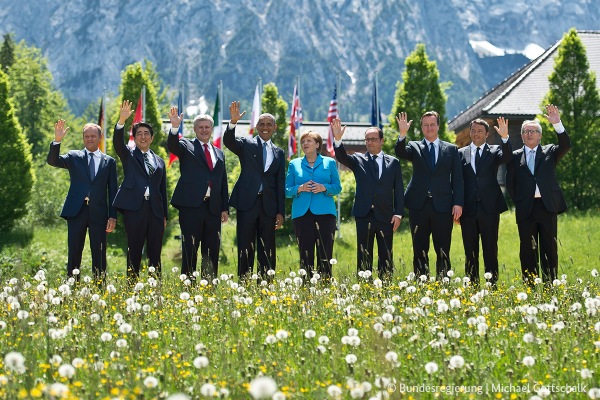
0, 210, 599, 399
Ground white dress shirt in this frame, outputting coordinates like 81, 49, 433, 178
469, 143, 484, 174
199, 139, 216, 197
84, 148, 101, 177
524, 145, 542, 198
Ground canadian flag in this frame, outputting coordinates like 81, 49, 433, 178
249, 83, 260, 136
128, 90, 143, 149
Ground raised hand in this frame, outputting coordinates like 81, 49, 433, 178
54, 119, 69, 142
168, 106, 184, 128
330, 117, 346, 141
543, 104, 561, 124
119, 100, 135, 125
494, 117, 509, 139
395, 112, 413, 138
229, 101, 246, 124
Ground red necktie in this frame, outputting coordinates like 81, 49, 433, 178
204, 144, 213, 187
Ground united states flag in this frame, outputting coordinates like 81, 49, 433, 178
326, 86, 338, 156
288, 84, 302, 159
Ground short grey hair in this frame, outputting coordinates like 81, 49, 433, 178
193, 114, 214, 128
521, 119, 542, 135
258, 113, 276, 125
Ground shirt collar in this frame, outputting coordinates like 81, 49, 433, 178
258, 137, 272, 146
426, 138, 440, 147
470, 142, 485, 152
196, 138, 211, 148
524, 145, 536, 156
370, 150, 384, 159
85, 148, 101, 157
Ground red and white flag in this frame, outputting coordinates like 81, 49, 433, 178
326, 86, 338, 156
288, 84, 302, 159
128, 90, 144, 149
249, 83, 260, 136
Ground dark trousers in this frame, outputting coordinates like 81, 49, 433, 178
355, 210, 394, 279
518, 198, 558, 285
67, 203, 107, 281
123, 199, 164, 282
179, 203, 221, 280
236, 195, 276, 279
461, 201, 500, 284
292, 210, 336, 279
409, 198, 454, 278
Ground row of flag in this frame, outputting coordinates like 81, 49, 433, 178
99, 77, 383, 165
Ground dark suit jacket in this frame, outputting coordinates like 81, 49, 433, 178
335, 143, 404, 221
223, 125, 285, 216
458, 141, 511, 216
112, 125, 168, 219
506, 130, 571, 223
47, 143, 118, 224
395, 137, 464, 212
168, 133, 229, 215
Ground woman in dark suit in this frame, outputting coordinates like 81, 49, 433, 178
285, 131, 342, 279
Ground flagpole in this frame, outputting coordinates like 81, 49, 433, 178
102, 88, 107, 150
142, 85, 146, 122
375, 70, 380, 128
219, 80, 223, 133
258, 77, 262, 112
296, 75, 300, 157
336, 71, 341, 239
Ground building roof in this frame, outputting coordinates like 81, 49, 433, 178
449, 31, 600, 133
161, 120, 377, 146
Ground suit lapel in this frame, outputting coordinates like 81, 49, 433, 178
380, 154, 389, 178
97, 152, 107, 177
81, 150, 91, 181
193, 139, 210, 169
363, 153, 379, 182
134, 148, 149, 176
477, 144, 491, 175
212, 144, 223, 169
464, 147, 472, 172
534, 144, 544, 171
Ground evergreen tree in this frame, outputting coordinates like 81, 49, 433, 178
8, 41, 71, 156
261, 83, 288, 151
388, 44, 452, 141
538, 28, 600, 210
0, 70, 35, 230
114, 61, 166, 159
0, 33, 15, 73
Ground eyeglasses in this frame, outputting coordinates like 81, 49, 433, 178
364, 138, 381, 143
523, 130, 540, 135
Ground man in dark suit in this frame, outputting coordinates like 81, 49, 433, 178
113, 101, 168, 283
167, 107, 229, 281
331, 118, 404, 279
395, 111, 464, 278
224, 101, 285, 280
458, 118, 511, 285
506, 104, 570, 285
47, 120, 117, 282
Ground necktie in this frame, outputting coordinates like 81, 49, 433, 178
143, 152, 155, 175
88, 152, 96, 181
475, 147, 481, 173
204, 144, 213, 187
259, 142, 267, 192
429, 142, 435, 194
372, 154, 380, 179
528, 150, 535, 174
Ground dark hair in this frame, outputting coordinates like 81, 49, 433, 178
469, 118, 489, 133
420, 111, 440, 126
365, 127, 384, 139
133, 122, 154, 137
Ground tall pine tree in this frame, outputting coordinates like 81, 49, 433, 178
261, 83, 288, 152
0, 70, 35, 230
388, 44, 452, 140
538, 29, 600, 210
0, 33, 15, 73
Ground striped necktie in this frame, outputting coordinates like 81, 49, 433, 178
143, 152, 155, 175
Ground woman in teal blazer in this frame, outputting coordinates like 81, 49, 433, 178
285, 130, 342, 279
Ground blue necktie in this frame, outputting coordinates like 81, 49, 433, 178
259, 141, 267, 192
528, 150, 535, 174
429, 142, 435, 193
89, 152, 96, 181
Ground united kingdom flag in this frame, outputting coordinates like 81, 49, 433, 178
288, 84, 302, 159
